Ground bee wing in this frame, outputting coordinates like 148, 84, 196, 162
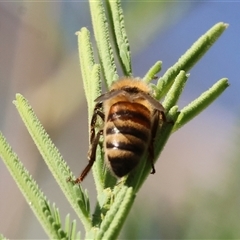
94, 89, 124, 103
137, 91, 165, 112
94, 88, 165, 112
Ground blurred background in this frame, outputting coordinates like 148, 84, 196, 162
0, 1, 239, 239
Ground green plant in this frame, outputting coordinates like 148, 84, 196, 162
0, 0, 229, 239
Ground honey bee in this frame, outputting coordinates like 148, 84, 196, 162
74, 77, 166, 183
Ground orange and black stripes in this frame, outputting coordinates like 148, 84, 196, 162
107, 101, 151, 128
106, 125, 149, 142
74, 77, 166, 183
105, 101, 151, 177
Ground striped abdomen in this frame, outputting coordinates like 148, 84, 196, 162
104, 101, 151, 177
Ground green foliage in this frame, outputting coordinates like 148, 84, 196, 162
0, 132, 80, 239
0, 0, 229, 239
89, 0, 119, 89
106, 0, 132, 76
76, 28, 101, 125
155, 22, 228, 100
0, 233, 8, 240
143, 61, 162, 83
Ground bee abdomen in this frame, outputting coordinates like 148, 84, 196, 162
107, 154, 140, 177
105, 101, 151, 177
106, 141, 145, 156
106, 125, 149, 142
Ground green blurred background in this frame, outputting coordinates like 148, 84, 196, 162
0, 2, 239, 239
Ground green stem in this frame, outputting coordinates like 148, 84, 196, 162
173, 78, 229, 132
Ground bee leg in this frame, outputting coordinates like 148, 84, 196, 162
148, 145, 155, 174
90, 102, 104, 144
73, 102, 104, 184
74, 129, 103, 184
149, 110, 166, 174
148, 110, 158, 174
